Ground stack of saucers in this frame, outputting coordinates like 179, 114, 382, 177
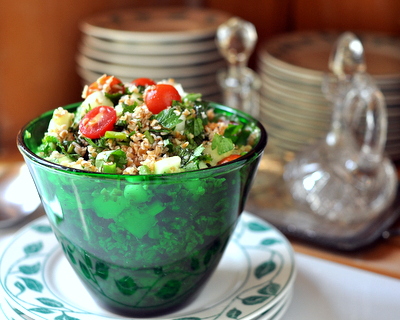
77, 7, 231, 101
257, 31, 400, 161
0, 212, 296, 320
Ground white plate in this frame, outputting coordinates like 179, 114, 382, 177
258, 31, 400, 82
251, 290, 292, 320
0, 291, 292, 320
79, 44, 223, 67
260, 99, 330, 133
82, 35, 218, 55
258, 71, 327, 103
80, 7, 231, 43
0, 212, 296, 320
0, 298, 33, 320
76, 54, 226, 79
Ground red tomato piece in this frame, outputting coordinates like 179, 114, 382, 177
144, 84, 181, 114
79, 106, 117, 139
85, 75, 125, 98
217, 154, 242, 165
131, 77, 156, 87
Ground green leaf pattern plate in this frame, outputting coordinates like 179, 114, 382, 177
0, 212, 296, 320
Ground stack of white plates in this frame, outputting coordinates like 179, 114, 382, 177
257, 31, 400, 161
77, 7, 231, 101
0, 212, 296, 320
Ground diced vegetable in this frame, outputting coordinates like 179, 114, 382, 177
154, 156, 182, 174
75, 91, 114, 124
79, 106, 117, 139
95, 149, 127, 173
203, 142, 233, 166
48, 107, 74, 132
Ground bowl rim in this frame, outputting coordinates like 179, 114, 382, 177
17, 101, 268, 178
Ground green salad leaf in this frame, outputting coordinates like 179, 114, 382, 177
155, 108, 182, 129
95, 149, 127, 173
38, 135, 60, 156
211, 134, 234, 155
38, 135, 79, 161
120, 101, 138, 114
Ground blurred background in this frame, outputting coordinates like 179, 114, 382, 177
2, 0, 400, 158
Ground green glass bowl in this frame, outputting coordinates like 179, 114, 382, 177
17, 102, 267, 317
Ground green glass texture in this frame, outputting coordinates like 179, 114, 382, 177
17, 102, 267, 317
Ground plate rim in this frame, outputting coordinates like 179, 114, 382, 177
81, 35, 218, 55
80, 7, 231, 43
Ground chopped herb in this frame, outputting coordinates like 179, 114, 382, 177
181, 145, 205, 169
95, 149, 127, 172
105, 92, 125, 104
136, 85, 146, 94
155, 108, 182, 129
83, 137, 98, 149
212, 134, 234, 155
194, 103, 210, 125
121, 102, 138, 114
115, 119, 128, 130
38, 135, 60, 156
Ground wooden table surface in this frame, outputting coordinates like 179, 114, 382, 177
290, 228, 400, 279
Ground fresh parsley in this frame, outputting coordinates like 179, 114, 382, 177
121, 102, 138, 114
154, 108, 182, 129
211, 134, 234, 155
95, 149, 127, 173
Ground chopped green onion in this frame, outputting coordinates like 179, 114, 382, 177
144, 130, 154, 144
103, 163, 117, 173
67, 144, 75, 153
104, 131, 129, 141
83, 137, 98, 149
184, 93, 202, 102
95, 149, 127, 171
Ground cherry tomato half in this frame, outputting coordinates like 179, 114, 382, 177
85, 75, 125, 98
79, 106, 117, 139
144, 84, 181, 114
217, 154, 242, 165
131, 77, 156, 87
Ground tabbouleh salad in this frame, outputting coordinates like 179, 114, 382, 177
37, 74, 258, 175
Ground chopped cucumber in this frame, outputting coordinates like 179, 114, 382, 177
203, 142, 233, 166
45, 151, 73, 165
75, 91, 113, 124
48, 108, 74, 131
124, 184, 152, 203
154, 156, 181, 174
115, 92, 141, 116
175, 113, 186, 133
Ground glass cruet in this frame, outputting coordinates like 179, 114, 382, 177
283, 32, 398, 224
216, 17, 261, 118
